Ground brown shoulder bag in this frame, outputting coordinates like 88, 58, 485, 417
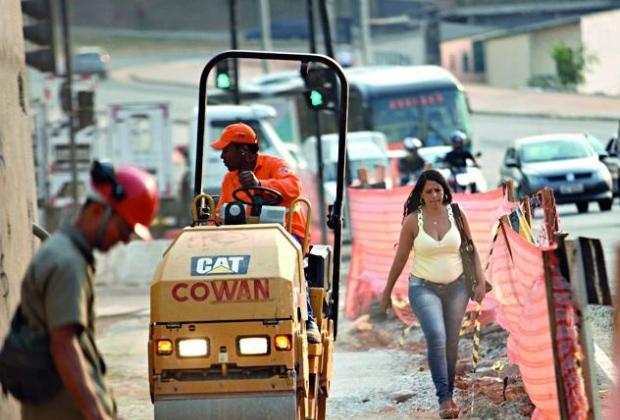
451, 203, 493, 298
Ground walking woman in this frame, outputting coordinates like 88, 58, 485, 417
380, 169, 487, 419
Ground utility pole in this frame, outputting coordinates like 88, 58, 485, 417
306, 0, 328, 245
359, 0, 372, 65
60, 0, 79, 211
229, 0, 240, 104
424, 1, 441, 65
259, 0, 272, 73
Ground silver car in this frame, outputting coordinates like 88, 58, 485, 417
73, 46, 110, 79
499, 133, 613, 213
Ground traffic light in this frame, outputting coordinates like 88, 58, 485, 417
215, 60, 233, 90
76, 90, 95, 130
300, 64, 339, 111
21, 0, 63, 73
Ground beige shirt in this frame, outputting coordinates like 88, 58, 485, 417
411, 205, 463, 283
19, 225, 116, 419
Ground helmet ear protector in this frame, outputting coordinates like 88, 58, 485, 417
91, 160, 126, 201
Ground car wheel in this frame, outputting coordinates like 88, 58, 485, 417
576, 202, 589, 213
598, 198, 612, 212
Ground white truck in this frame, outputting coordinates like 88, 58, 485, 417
106, 102, 179, 223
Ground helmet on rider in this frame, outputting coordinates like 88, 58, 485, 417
403, 137, 423, 151
450, 131, 467, 147
90, 161, 160, 240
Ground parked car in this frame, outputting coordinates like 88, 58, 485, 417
499, 133, 613, 213
584, 133, 620, 197
73, 46, 110, 79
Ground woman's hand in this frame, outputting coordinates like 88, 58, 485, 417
473, 276, 487, 303
379, 290, 392, 313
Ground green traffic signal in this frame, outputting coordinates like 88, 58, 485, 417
309, 89, 324, 107
216, 73, 232, 89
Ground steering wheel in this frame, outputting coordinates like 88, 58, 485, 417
232, 185, 284, 207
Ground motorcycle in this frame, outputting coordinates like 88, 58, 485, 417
448, 165, 478, 193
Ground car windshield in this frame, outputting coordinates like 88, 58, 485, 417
520, 139, 593, 163
585, 135, 605, 154
76, 53, 101, 63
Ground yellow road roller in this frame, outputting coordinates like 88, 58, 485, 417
148, 50, 349, 419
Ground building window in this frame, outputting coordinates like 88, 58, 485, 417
461, 52, 470, 73
473, 41, 486, 73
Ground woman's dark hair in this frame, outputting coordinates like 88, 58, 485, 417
402, 169, 452, 222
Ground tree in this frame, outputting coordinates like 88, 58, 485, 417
551, 42, 598, 89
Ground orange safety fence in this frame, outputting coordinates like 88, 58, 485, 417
489, 220, 588, 419
345, 186, 512, 322
346, 185, 589, 418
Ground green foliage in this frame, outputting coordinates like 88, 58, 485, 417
551, 42, 598, 88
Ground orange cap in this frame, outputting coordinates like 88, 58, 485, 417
211, 122, 258, 150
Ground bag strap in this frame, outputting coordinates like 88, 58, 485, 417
451, 203, 469, 244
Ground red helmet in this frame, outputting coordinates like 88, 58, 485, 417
91, 162, 159, 240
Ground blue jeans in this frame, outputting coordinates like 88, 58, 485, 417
408, 274, 469, 404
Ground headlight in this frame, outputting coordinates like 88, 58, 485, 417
600, 168, 612, 184
156, 339, 173, 356
238, 337, 269, 355
274, 335, 292, 351
178, 338, 209, 357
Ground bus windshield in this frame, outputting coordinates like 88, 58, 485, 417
368, 88, 471, 147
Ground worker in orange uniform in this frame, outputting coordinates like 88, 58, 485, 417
211, 122, 321, 343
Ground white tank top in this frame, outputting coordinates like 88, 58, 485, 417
411, 205, 463, 284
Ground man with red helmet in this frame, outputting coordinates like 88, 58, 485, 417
8, 161, 158, 419
211, 122, 321, 343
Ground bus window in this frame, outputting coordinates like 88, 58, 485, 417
369, 88, 471, 148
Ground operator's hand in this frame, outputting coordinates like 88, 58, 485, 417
379, 289, 392, 314
238, 170, 259, 188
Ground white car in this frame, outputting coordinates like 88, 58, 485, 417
303, 131, 392, 241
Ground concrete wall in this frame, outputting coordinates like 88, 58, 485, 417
580, 9, 620, 95
485, 33, 531, 88
372, 30, 425, 65
0, 0, 39, 417
441, 37, 485, 83
530, 22, 581, 78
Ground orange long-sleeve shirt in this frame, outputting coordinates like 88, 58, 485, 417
216, 154, 309, 240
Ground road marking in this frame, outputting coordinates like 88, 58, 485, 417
594, 342, 616, 384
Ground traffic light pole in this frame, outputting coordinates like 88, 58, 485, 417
229, 0, 240, 104
60, 0, 79, 211
307, 0, 328, 245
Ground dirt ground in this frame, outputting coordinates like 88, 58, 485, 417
332, 310, 535, 420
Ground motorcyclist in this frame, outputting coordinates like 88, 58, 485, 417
399, 137, 426, 186
443, 131, 479, 193
443, 131, 478, 169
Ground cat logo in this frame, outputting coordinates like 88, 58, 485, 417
191, 255, 250, 276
